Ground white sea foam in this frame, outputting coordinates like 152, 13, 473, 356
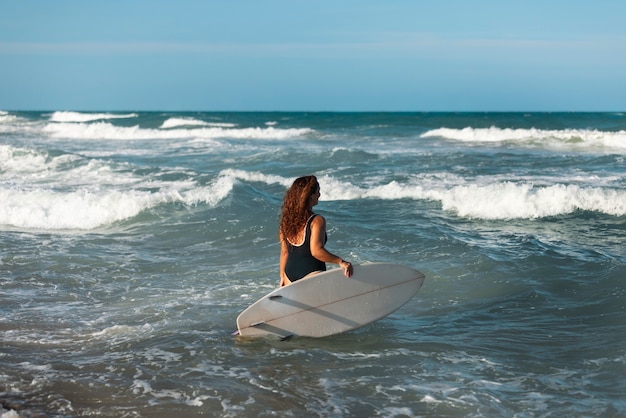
437, 183, 626, 219
160, 117, 236, 129
366, 180, 626, 219
132, 379, 153, 395
141, 347, 182, 363
49, 111, 138, 123
180, 175, 235, 207
421, 127, 626, 151
1, 145, 136, 187
0, 112, 41, 134
0, 145, 234, 230
43, 122, 170, 140
91, 324, 153, 337
43, 121, 312, 141
222, 170, 626, 219
190, 125, 314, 140
0, 144, 49, 173
219, 168, 293, 188
2, 144, 623, 231
0, 110, 17, 124
0, 187, 159, 229
0, 181, 233, 230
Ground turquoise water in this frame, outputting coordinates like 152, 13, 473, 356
1, 111, 625, 416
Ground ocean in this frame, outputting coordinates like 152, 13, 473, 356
1, 110, 625, 417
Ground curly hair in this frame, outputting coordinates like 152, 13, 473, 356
279, 175, 319, 245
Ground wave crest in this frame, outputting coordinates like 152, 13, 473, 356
0, 145, 235, 230
421, 127, 626, 150
160, 118, 236, 129
437, 182, 626, 219
0, 181, 233, 230
43, 121, 313, 141
49, 111, 138, 123
214, 170, 626, 219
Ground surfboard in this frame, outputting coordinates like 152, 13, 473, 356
236, 262, 425, 339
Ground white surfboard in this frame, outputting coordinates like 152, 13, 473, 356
236, 263, 425, 339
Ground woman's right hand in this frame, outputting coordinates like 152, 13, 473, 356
340, 260, 353, 278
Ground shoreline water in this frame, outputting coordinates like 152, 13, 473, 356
1, 111, 624, 416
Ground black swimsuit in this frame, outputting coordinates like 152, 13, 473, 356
285, 214, 327, 282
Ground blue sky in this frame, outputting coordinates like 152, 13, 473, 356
1, 0, 625, 111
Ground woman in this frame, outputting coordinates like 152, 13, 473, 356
279, 175, 353, 287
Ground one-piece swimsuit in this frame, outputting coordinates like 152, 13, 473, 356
284, 214, 327, 282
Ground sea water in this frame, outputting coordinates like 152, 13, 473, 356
1, 111, 625, 417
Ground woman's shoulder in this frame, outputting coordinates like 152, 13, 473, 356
310, 213, 326, 226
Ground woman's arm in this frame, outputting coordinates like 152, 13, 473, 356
279, 234, 291, 287
309, 215, 353, 278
